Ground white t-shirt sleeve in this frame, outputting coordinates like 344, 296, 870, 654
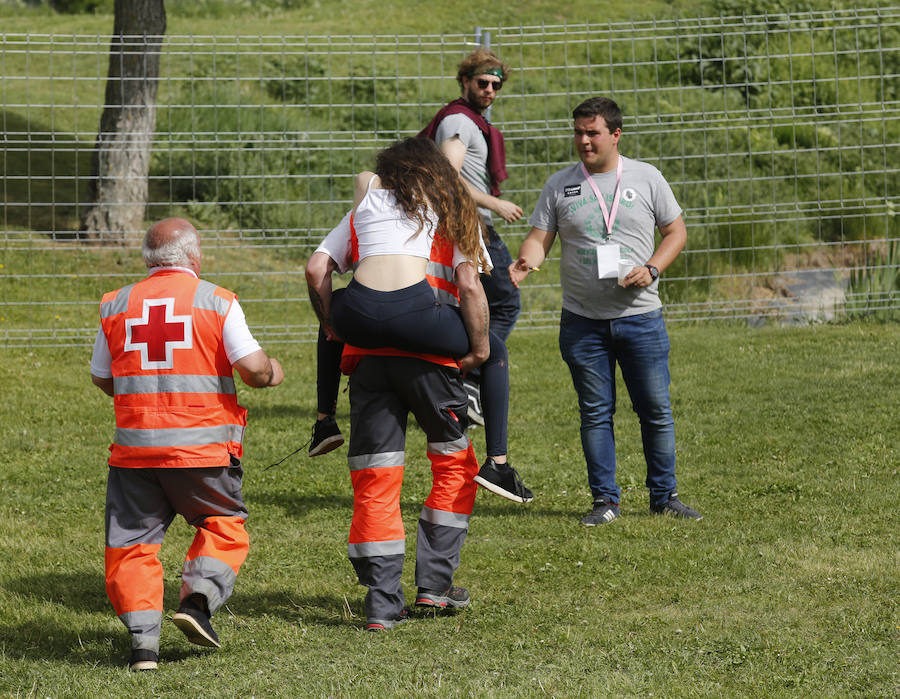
89, 328, 113, 378
452, 236, 493, 274
223, 298, 263, 365
314, 211, 354, 274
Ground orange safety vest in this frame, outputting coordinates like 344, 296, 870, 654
340, 213, 463, 373
99, 269, 248, 468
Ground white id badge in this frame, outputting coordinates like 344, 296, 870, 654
596, 244, 620, 279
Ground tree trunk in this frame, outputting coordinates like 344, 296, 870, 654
80, 0, 166, 241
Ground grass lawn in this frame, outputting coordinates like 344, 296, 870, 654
0, 321, 897, 696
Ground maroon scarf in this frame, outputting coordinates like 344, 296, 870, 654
418, 98, 508, 196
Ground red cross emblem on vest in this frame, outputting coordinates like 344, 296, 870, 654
124, 297, 193, 370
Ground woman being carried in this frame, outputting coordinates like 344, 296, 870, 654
330, 137, 489, 368
307, 137, 533, 503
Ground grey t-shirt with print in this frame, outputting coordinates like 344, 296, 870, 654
434, 112, 493, 228
529, 155, 682, 320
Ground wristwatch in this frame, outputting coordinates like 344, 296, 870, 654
645, 264, 659, 281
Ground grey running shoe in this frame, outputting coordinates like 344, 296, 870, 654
463, 379, 484, 426
580, 497, 620, 526
365, 607, 410, 632
172, 594, 221, 648
128, 648, 158, 671
415, 585, 470, 610
474, 458, 534, 503
309, 415, 345, 457
650, 493, 702, 520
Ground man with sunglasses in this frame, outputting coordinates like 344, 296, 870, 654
419, 48, 532, 504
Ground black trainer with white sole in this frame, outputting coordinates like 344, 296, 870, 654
172, 594, 221, 648
309, 415, 345, 457
474, 458, 534, 503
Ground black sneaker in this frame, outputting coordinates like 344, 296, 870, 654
474, 458, 534, 503
172, 594, 221, 648
309, 415, 345, 457
128, 648, 158, 671
580, 497, 620, 526
650, 493, 702, 520
365, 607, 411, 632
463, 379, 484, 427
415, 585, 470, 610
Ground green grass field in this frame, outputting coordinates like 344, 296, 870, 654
1, 322, 897, 696
2, 1, 897, 695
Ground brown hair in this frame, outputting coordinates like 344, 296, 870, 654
572, 97, 623, 133
456, 48, 510, 87
375, 138, 487, 271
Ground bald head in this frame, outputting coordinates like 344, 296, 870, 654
142, 218, 202, 271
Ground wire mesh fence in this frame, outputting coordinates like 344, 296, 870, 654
2, 6, 898, 347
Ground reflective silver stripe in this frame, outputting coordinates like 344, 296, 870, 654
119, 610, 163, 650
182, 555, 239, 614
432, 286, 460, 307
427, 261, 459, 307
347, 451, 405, 471
193, 280, 231, 315
427, 436, 469, 456
426, 260, 454, 284
114, 374, 236, 396
348, 539, 405, 558
130, 632, 161, 653
119, 610, 163, 627
119, 609, 162, 653
420, 505, 469, 530
114, 424, 244, 447
100, 284, 134, 318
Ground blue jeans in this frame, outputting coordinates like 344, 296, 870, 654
479, 225, 521, 342
558, 308, 677, 506
465, 225, 520, 391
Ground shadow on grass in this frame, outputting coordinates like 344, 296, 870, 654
252, 491, 354, 515
4, 570, 110, 613
1, 109, 172, 238
2, 110, 91, 236
0, 572, 357, 667
253, 472, 580, 520
0, 618, 121, 667
233, 590, 358, 628
0, 618, 229, 669
253, 489, 548, 521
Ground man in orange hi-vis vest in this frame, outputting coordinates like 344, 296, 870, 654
90, 218, 284, 671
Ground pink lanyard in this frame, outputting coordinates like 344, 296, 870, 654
580, 156, 623, 237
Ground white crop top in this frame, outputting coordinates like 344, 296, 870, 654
315, 178, 493, 274
352, 177, 438, 262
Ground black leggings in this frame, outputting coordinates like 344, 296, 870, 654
331, 278, 470, 356
318, 278, 509, 456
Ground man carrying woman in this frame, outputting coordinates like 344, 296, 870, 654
305, 138, 499, 630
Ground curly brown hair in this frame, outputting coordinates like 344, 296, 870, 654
456, 48, 510, 87
375, 138, 487, 272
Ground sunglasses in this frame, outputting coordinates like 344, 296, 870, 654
475, 78, 503, 91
